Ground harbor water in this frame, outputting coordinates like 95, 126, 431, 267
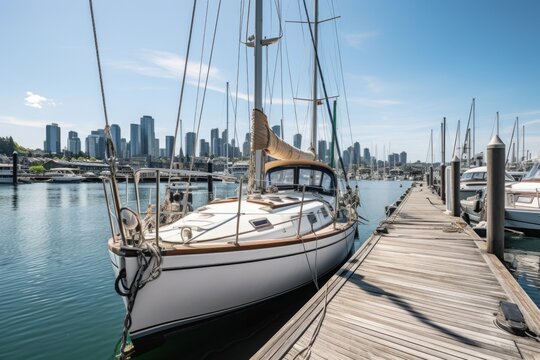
0, 180, 538, 359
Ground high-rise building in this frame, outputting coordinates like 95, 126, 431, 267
199, 139, 210, 157
140, 115, 155, 157
293, 133, 302, 149
271, 125, 281, 138
154, 138, 160, 158
243, 132, 250, 159
110, 124, 121, 154
165, 136, 175, 159
400, 151, 407, 165
90, 129, 106, 159
67, 131, 81, 155
318, 140, 327, 162
44, 123, 61, 154
130, 124, 141, 157
342, 149, 350, 172
210, 128, 219, 156
363, 148, 371, 165
120, 138, 127, 159
185, 132, 196, 158
353, 142, 361, 165
85, 134, 100, 158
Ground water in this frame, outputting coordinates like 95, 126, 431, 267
0, 180, 538, 359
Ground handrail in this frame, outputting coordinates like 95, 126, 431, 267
234, 178, 243, 245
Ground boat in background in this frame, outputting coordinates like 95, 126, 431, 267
45, 168, 85, 183
460, 166, 515, 200
505, 162, 540, 235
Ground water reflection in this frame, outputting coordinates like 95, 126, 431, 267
11, 185, 18, 209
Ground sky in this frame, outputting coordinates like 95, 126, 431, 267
1, 0, 539, 162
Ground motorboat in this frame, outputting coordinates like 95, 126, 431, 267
229, 161, 249, 181
505, 162, 540, 235
460, 166, 515, 200
45, 168, 85, 183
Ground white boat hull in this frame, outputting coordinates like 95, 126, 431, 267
109, 224, 355, 340
504, 207, 540, 234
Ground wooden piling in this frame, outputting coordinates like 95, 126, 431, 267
487, 135, 505, 261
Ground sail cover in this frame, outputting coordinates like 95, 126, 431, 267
251, 109, 315, 161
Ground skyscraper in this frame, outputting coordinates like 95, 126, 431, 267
120, 138, 127, 159
140, 115, 155, 157
165, 136, 174, 159
400, 151, 407, 165
67, 131, 81, 155
271, 125, 281, 138
185, 132, 196, 157
243, 132, 250, 159
210, 128, 219, 156
110, 124, 121, 154
85, 134, 100, 158
199, 139, 210, 157
44, 123, 61, 154
91, 129, 106, 159
363, 148, 371, 165
130, 124, 141, 157
318, 140, 327, 162
293, 133, 302, 149
353, 142, 361, 165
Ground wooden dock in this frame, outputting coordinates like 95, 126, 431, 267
254, 183, 540, 359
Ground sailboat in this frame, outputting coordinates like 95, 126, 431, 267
102, 0, 358, 349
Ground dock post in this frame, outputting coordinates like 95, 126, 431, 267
207, 158, 214, 202
429, 166, 433, 187
12, 151, 18, 185
487, 135, 505, 261
440, 164, 446, 203
451, 155, 460, 217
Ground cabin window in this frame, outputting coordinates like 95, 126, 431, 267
516, 196, 534, 204
250, 218, 273, 230
471, 172, 485, 180
461, 173, 473, 180
298, 169, 322, 186
268, 168, 294, 186
320, 206, 329, 218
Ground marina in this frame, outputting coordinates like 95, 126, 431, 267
254, 183, 540, 359
1, 0, 540, 359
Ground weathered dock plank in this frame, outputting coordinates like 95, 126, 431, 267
253, 183, 540, 359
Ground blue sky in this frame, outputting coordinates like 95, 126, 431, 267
1, 0, 539, 162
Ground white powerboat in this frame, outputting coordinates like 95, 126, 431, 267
460, 166, 515, 200
45, 168, 85, 183
505, 162, 540, 235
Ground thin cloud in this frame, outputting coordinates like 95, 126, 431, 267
24, 91, 55, 109
348, 97, 402, 108
343, 32, 377, 48
113, 49, 220, 81
0, 115, 72, 128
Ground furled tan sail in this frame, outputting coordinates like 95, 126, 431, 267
251, 109, 315, 161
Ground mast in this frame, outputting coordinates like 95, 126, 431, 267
516, 116, 519, 166
310, 0, 319, 157
472, 98, 475, 163
226, 81, 229, 169
254, 0, 264, 191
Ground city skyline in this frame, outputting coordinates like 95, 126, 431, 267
2, 1, 540, 162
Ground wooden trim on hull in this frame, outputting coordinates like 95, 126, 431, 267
108, 222, 355, 256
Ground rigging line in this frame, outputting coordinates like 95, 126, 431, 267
279, 0, 284, 135
330, 0, 353, 147
191, 0, 211, 138
88, 0, 126, 246
169, 0, 198, 175
284, 27, 301, 135
233, 0, 246, 162
190, 0, 222, 170
301, 0, 349, 185
89, 0, 109, 129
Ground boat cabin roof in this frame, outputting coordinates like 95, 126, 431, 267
265, 160, 335, 174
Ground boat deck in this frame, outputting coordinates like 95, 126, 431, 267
254, 183, 540, 359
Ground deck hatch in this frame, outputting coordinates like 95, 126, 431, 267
249, 218, 273, 230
